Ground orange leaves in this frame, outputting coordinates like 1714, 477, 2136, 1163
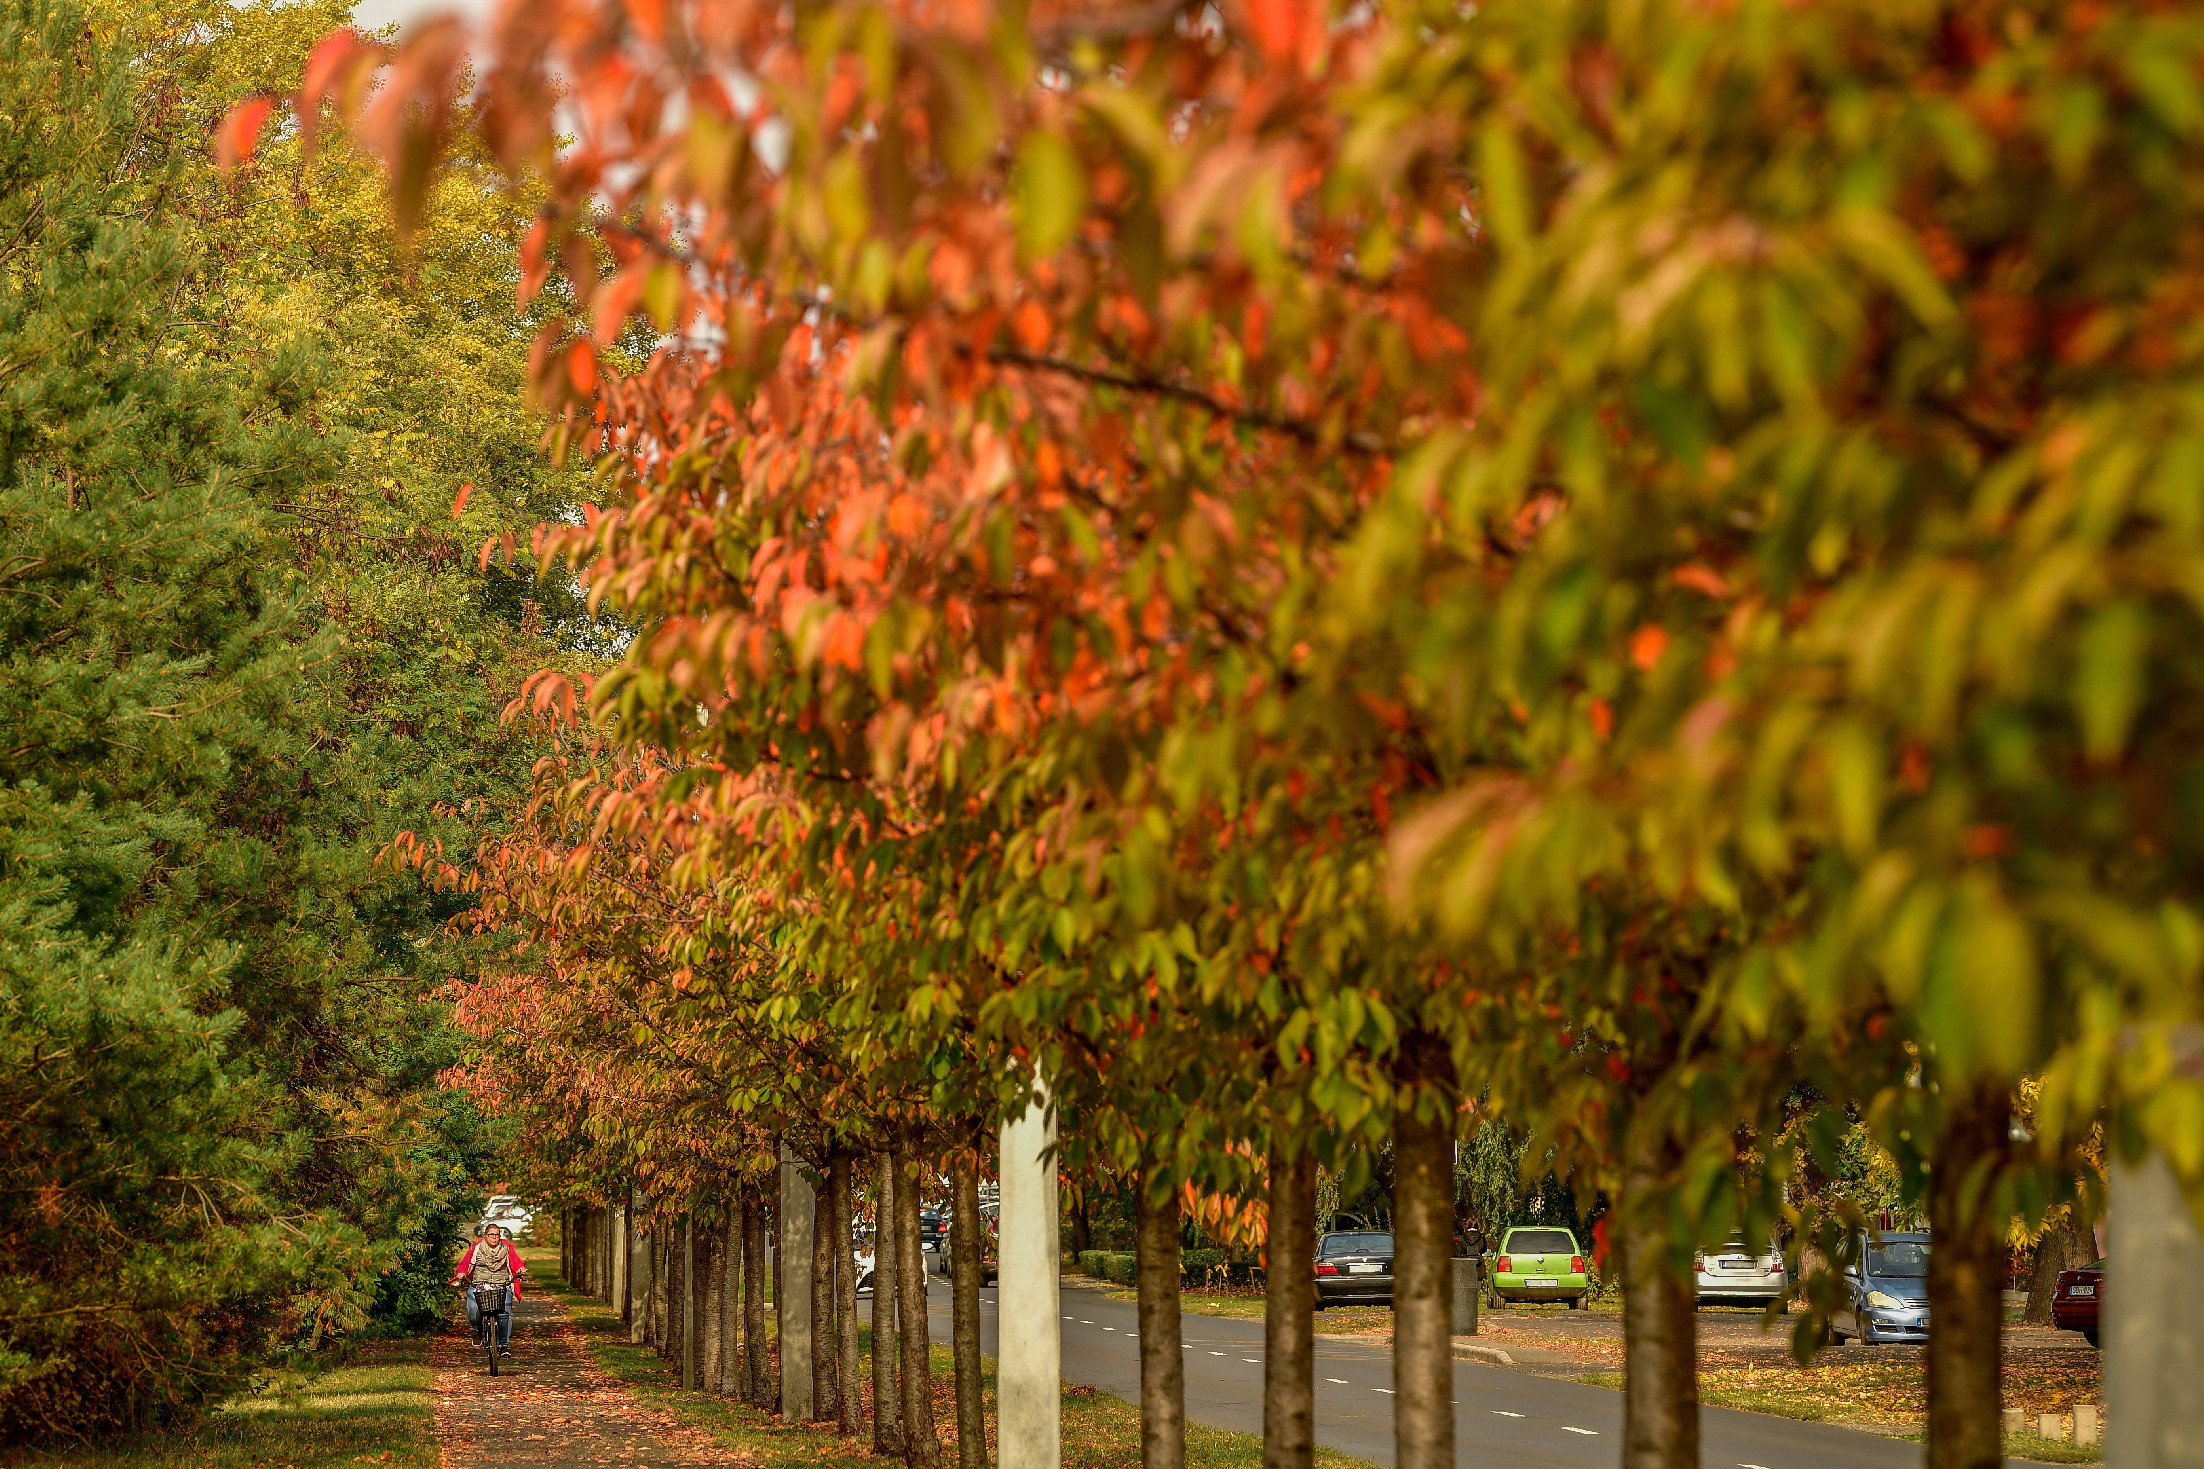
568, 341, 599, 397
1630, 624, 1668, 671
451, 481, 474, 517
214, 97, 275, 175
1240, 0, 1327, 74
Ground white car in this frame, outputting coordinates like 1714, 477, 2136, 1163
1695, 1236, 1788, 1308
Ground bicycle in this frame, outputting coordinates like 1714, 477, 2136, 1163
468, 1284, 509, 1376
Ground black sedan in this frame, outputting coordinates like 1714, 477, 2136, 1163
919, 1207, 947, 1252
1313, 1230, 1394, 1308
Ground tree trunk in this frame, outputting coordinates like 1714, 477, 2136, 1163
721, 1206, 741, 1395
701, 1222, 724, 1391
1393, 1094, 1456, 1469
874, 1149, 903, 1456
2024, 1214, 2093, 1324
951, 1147, 986, 1469
1263, 1132, 1316, 1469
1071, 1189, 1093, 1257
833, 1152, 864, 1439
683, 1214, 698, 1391
1135, 1168, 1185, 1469
1618, 1124, 1697, 1469
1927, 1083, 2010, 1469
814, 1173, 838, 1421
897, 1131, 941, 1468
648, 1231, 665, 1351
743, 1184, 771, 1410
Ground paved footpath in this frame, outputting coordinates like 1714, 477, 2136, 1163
431, 1286, 740, 1469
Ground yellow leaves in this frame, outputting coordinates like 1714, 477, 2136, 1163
1827, 207, 1957, 332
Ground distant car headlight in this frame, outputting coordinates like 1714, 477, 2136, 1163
1865, 1290, 1906, 1311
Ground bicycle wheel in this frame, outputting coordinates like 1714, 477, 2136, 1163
486, 1315, 500, 1375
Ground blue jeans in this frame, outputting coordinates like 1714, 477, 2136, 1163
465, 1287, 514, 1347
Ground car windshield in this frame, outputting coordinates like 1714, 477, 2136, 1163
1506, 1230, 1576, 1255
1865, 1240, 1930, 1278
1321, 1233, 1392, 1256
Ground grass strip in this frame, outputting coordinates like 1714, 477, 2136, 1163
1573, 1372, 2103, 1465
542, 1264, 1376, 1467
12, 1341, 437, 1469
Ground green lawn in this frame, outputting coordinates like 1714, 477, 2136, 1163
542, 1263, 1377, 1468
1096, 1286, 1397, 1336
12, 1341, 437, 1469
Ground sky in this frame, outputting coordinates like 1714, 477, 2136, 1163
348, 0, 494, 35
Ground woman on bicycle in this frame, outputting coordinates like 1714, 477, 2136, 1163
454, 1223, 525, 1356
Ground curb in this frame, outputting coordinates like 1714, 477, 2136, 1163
1451, 1342, 1515, 1365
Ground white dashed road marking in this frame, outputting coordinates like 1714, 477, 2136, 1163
1563, 1427, 1599, 1436
1492, 1411, 1524, 1418
1374, 1388, 1394, 1395
1244, 1358, 1260, 1364
1327, 1378, 1350, 1384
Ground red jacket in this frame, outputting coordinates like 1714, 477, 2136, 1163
454, 1238, 526, 1297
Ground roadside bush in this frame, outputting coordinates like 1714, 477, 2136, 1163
1079, 1251, 1137, 1284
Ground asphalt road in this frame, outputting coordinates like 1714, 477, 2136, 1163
878, 1262, 1925, 1469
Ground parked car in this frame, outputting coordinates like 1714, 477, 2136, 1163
944, 1222, 999, 1287
1828, 1231, 1930, 1345
1694, 1235, 1788, 1309
919, 1207, 947, 1252
2051, 1258, 2103, 1348
1486, 1226, 1592, 1308
1313, 1230, 1394, 1308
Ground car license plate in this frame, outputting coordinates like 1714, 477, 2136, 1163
1527, 1276, 1559, 1288
2070, 1284, 2095, 1297
1348, 1263, 1381, 1274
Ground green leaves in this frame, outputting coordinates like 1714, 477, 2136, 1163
1012, 130, 1086, 262
2073, 601, 2148, 766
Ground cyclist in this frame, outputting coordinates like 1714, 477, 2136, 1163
454, 1222, 525, 1357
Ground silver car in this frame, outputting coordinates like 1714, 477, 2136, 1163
1694, 1236, 1788, 1308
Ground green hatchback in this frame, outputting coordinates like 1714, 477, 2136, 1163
1486, 1226, 1593, 1308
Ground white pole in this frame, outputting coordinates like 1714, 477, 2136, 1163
2106, 1148, 2204, 1469
999, 1072, 1061, 1469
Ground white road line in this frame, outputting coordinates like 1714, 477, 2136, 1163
1563, 1427, 1599, 1436
1078, 1320, 1094, 1325
1328, 1378, 1350, 1384
1211, 1351, 1227, 1357
1374, 1388, 1395, 1395
1492, 1411, 1524, 1418
1102, 1327, 1115, 1332
1244, 1358, 1260, 1364
1739, 1463, 1774, 1468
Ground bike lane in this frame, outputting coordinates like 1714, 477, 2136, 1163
432, 1283, 745, 1468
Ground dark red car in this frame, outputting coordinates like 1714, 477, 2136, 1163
2050, 1258, 2103, 1348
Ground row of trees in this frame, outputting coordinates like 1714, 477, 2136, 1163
266, 0, 2204, 1466
0, 0, 605, 1438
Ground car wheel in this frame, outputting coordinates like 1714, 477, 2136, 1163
2082, 1328, 2099, 1350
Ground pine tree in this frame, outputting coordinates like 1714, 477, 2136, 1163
0, 0, 348, 1436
